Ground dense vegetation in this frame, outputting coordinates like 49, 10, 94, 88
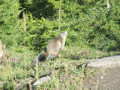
0, 0, 120, 89
0, 0, 119, 51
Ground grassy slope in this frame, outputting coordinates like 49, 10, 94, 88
0, 45, 119, 89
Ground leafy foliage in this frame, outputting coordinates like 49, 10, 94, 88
0, 0, 23, 47
0, 0, 120, 51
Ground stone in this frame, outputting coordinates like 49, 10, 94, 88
33, 76, 51, 86
86, 55, 120, 69
0, 65, 3, 69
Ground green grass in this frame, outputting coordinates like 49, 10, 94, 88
0, 45, 119, 89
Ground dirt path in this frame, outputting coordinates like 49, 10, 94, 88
84, 66, 120, 90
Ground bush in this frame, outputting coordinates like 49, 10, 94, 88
0, 0, 23, 47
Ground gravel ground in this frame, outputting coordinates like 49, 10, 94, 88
84, 66, 120, 90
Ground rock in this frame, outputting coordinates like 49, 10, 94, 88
33, 76, 51, 86
0, 41, 6, 63
0, 65, 3, 68
86, 55, 120, 69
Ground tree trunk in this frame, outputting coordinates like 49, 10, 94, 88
23, 11, 26, 33
58, 0, 62, 31
107, 0, 110, 13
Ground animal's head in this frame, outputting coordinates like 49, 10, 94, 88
59, 31, 68, 38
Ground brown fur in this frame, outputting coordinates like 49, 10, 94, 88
32, 31, 68, 65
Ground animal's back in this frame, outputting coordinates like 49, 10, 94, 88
47, 37, 62, 54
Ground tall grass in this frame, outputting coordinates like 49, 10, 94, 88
0, 45, 119, 89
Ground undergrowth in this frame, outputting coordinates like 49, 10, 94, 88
0, 45, 119, 89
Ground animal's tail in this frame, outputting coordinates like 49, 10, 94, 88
32, 53, 46, 66
32, 52, 56, 66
